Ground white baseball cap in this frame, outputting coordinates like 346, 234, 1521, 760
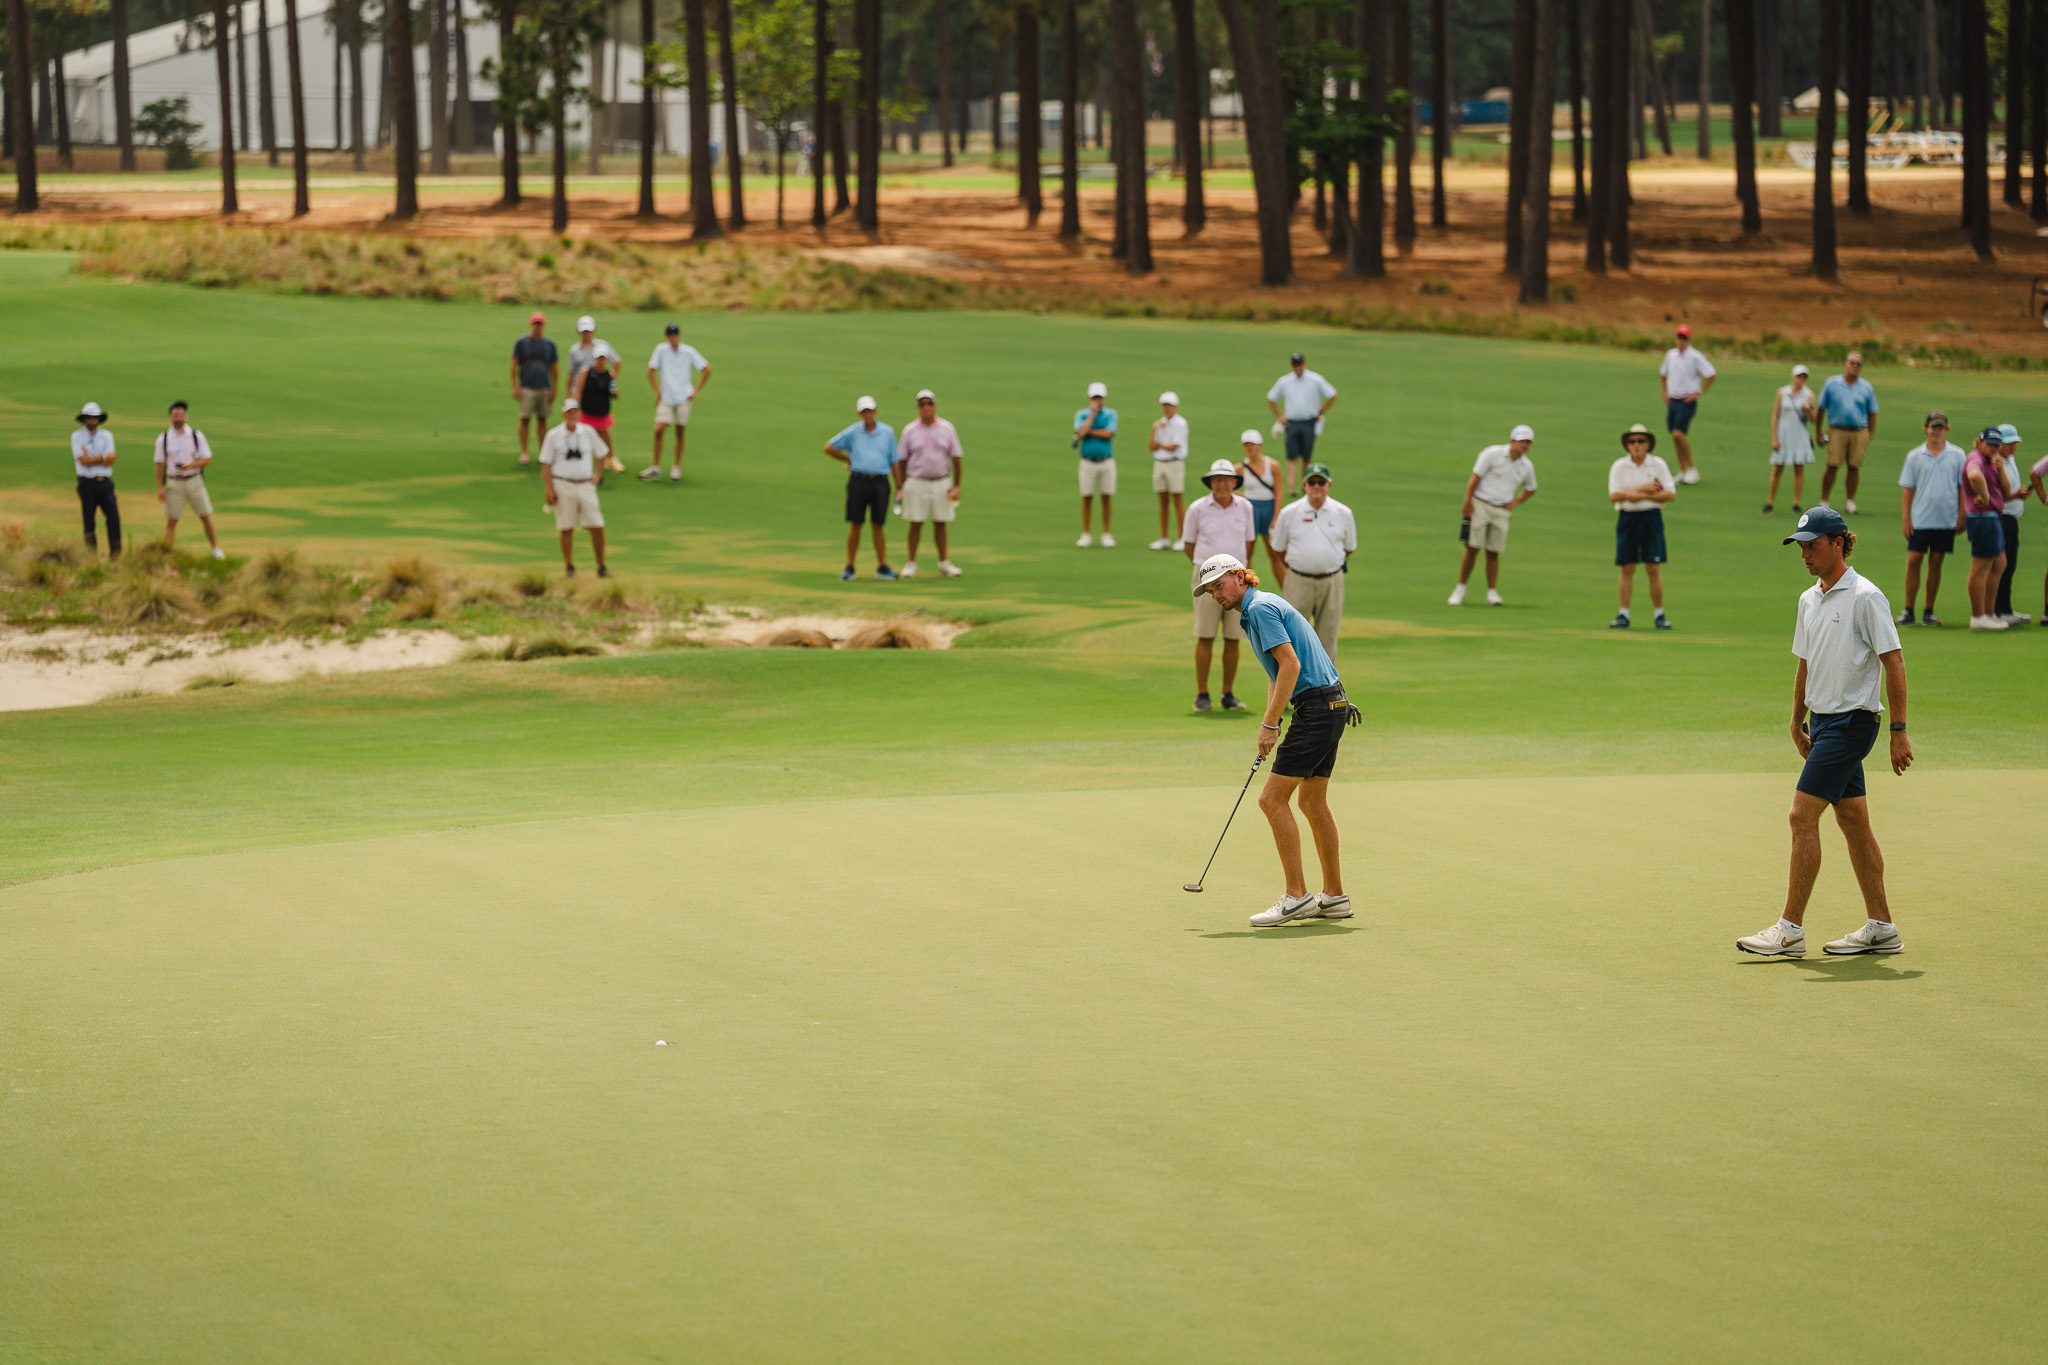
1087, 382, 1108, 398
77, 401, 106, 421
576, 314, 596, 332
1510, 424, 1535, 442
1159, 391, 1180, 406
1201, 458, 1241, 487
1792, 364, 1810, 376
1192, 553, 1247, 595
561, 397, 581, 411
915, 388, 936, 401
1238, 428, 1264, 445
856, 395, 878, 412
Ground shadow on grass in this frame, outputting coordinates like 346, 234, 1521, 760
1736, 958, 1925, 982
1195, 924, 1364, 940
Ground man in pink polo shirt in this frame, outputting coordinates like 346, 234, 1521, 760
1182, 457, 1259, 711
893, 388, 965, 578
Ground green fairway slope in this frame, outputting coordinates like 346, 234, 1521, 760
4, 773, 2044, 1363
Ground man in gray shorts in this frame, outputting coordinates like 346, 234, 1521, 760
1265, 352, 1339, 500
1451, 424, 1538, 606
511, 311, 558, 465
154, 401, 224, 558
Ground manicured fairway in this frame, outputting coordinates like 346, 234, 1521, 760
3, 251, 2046, 1359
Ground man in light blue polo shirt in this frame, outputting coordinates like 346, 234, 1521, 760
823, 395, 900, 581
1817, 352, 1879, 514
1895, 410, 1964, 626
1195, 552, 1359, 929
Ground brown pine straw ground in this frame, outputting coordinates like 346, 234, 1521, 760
14, 159, 2048, 363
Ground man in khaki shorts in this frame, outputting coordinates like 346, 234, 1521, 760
1273, 462, 1355, 658
1148, 391, 1189, 550
1450, 424, 1538, 606
540, 398, 611, 578
510, 311, 558, 465
154, 401, 225, 558
1817, 352, 1879, 514
1073, 381, 1118, 546
894, 388, 965, 578
1182, 458, 1257, 711
642, 323, 712, 482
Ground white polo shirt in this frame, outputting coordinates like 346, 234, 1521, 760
71, 428, 115, 478
647, 341, 709, 406
1471, 444, 1538, 506
1152, 413, 1190, 462
539, 422, 607, 479
1659, 346, 1717, 398
1609, 454, 1676, 512
1793, 567, 1901, 714
1270, 495, 1356, 574
155, 426, 213, 475
1266, 369, 1337, 421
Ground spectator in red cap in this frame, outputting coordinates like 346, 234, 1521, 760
510, 312, 559, 466
1658, 324, 1716, 485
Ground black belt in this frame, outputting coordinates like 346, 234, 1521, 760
1286, 567, 1342, 579
1296, 683, 1347, 700
1475, 498, 1510, 508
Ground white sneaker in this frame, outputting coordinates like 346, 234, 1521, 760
669, 467, 682, 481
1249, 892, 1322, 927
1099, 533, 1116, 547
1680, 467, 1702, 485
1845, 498, 1858, 514
1314, 893, 1352, 919
1737, 922, 1807, 957
1997, 612, 2031, 624
211, 546, 227, 560
1148, 538, 1172, 550
1823, 920, 1903, 955
1076, 534, 1092, 548
637, 465, 662, 481
1171, 540, 1185, 551
1448, 583, 1467, 606
1971, 615, 2010, 631
900, 561, 918, 578
1486, 588, 1504, 606
938, 560, 964, 577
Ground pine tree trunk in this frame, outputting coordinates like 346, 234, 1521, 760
53, 48, 72, 169
1586, 0, 1610, 269
429, 0, 449, 172
2004, 0, 2025, 204
7, 0, 37, 210
1963, 0, 1992, 255
113, 0, 135, 170
813, 0, 830, 223
390, 0, 419, 216
640, 0, 657, 214
1568, 0, 1586, 217
1109, 0, 1151, 270
1610, 0, 1632, 264
1017, 2, 1042, 222
855, 0, 879, 229
1430, 0, 1447, 225
719, 0, 745, 225
1171, 0, 1204, 232
236, 7, 250, 151
937, 0, 953, 167
552, 96, 568, 229
1846, 0, 1868, 211
683, 0, 722, 235
1696, 0, 1712, 158
1757, 0, 1781, 135
1393, 0, 1415, 246
1725, 0, 1761, 230
213, 0, 240, 211
1355, 0, 1385, 275
1519, 0, 1556, 302
284, 0, 308, 213
456, 0, 474, 152
1060, 0, 1081, 236
493, 0, 514, 199
1218, 0, 1291, 283
350, 25, 366, 172
1812, 0, 1839, 276
259, 0, 277, 163
2031, 0, 2046, 219
1506, 0, 1533, 272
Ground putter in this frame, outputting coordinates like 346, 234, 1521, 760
1183, 754, 1264, 892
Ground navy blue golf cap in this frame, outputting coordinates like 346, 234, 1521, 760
1980, 425, 2004, 445
1784, 507, 1850, 543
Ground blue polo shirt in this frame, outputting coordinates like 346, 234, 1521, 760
1240, 587, 1341, 696
1818, 375, 1879, 429
830, 420, 899, 475
1074, 406, 1117, 460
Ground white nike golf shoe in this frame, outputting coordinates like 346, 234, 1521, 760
938, 560, 964, 577
1737, 922, 1807, 957
1314, 893, 1353, 919
1148, 538, 1172, 550
1076, 534, 1092, 548
1250, 892, 1322, 927
1823, 920, 1903, 955
899, 561, 919, 578
1099, 533, 1116, 547
1486, 589, 1504, 606
1447, 583, 1467, 606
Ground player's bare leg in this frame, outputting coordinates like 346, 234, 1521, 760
1257, 772, 1309, 898
1295, 776, 1343, 897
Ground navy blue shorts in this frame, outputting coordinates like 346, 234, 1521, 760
1797, 709, 1879, 804
1284, 420, 1319, 462
1251, 499, 1276, 537
1906, 527, 1956, 556
1273, 685, 1355, 780
1666, 397, 1699, 433
1965, 513, 2006, 559
845, 472, 891, 526
1615, 509, 1668, 565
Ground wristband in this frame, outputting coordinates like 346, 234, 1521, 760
1261, 723, 1281, 731
1890, 722, 1907, 732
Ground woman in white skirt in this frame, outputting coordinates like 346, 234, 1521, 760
1765, 363, 1820, 513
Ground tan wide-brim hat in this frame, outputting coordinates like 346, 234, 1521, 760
1619, 423, 1657, 452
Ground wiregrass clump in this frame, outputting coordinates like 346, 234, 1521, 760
846, 619, 937, 649
759, 627, 837, 649
376, 554, 444, 602
97, 569, 199, 625
501, 633, 605, 660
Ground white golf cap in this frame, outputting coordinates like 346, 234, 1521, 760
1159, 391, 1179, 406
576, 314, 596, 331
915, 388, 936, 401
77, 401, 106, 420
561, 397, 581, 411
1792, 363, 1810, 376
1087, 382, 1108, 398
1192, 552, 1247, 595
1200, 458, 1241, 486
1238, 428, 1264, 445
1510, 423, 1535, 442
856, 395, 878, 411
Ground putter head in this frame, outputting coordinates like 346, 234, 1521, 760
1182, 883, 1204, 893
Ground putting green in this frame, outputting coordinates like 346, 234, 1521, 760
5, 771, 2043, 1363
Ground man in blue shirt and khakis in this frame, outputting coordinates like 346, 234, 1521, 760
1072, 382, 1118, 548
1195, 552, 1361, 928
1817, 352, 1879, 515
824, 395, 900, 581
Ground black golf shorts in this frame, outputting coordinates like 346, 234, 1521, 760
845, 472, 891, 526
1273, 685, 1355, 780
1906, 527, 1956, 556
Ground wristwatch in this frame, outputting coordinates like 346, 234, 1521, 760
1890, 722, 1908, 732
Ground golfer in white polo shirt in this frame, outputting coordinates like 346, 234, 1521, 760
1149, 391, 1190, 550
1272, 462, 1355, 658
541, 398, 611, 578
1738, 507, 1912, 959
1451, 424, 1538, 606
895, 388, 964, 578
1658, 324, 1716, 483
154, 401, 225, 558
642, 323, 712, 482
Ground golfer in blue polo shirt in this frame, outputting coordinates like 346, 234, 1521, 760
1195, 552, 1361, 928
824, 395, 900, 581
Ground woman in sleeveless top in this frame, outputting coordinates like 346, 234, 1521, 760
578, 352, 626, 472
1766, 365, 1818, 514
1236, 430, 1285, 585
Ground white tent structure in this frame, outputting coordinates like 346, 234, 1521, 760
51, 1, 726, 158
1791, 87, 1849, 112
